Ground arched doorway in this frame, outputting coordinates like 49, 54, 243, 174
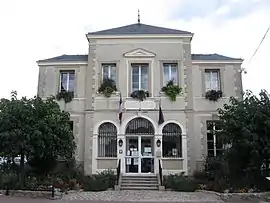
125, 117, 155, 174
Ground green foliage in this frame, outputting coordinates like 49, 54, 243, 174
203, 157, 229, 192
83, 169, 116, 191
56, 91, 74, 103
0, 91, 76, 186
27, 156, 58, 176
205, 90, 222, 101
83, 175, 107, 191
163, 173, 198, 192
161, 80, 182, 101
98, 169, 116, 188
217, 90, 270, 191
98, 78, 117, 97
131, 90, 149, 101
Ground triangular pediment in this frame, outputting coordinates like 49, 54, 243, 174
124, 48, 156, 58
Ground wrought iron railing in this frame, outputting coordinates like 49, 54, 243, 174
158, 159, 163, 186
116, 159, 121, 185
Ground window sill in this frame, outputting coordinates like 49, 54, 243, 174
159, 91, 184, 98
162, 157, 184, 160
96, 91, 120, 96
96, 157, 117, 160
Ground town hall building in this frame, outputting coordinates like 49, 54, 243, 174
37, 18, 243, 185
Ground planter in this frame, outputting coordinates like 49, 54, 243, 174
205, 90, 222, 101
98, 78, 117, 98
161, 80, 182, 102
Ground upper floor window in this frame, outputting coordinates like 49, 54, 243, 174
163, 63, 178, 85
102, 64, 116, 82
206, 120, 222, 157
60, 70, 75, 92
131, 64, 148, 92
204, 69, 220, 91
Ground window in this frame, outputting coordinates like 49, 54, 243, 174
206, 120, 222, 157
98, 122, 117, 157
204, 70, 220, 91
69, 121, 74, 133
163, 63, 178, 85
131, 64, 148, 92
60, 70, 75, 92
102, 64, 116, 81
125, 117, 155, 135
162, 123, 182, 158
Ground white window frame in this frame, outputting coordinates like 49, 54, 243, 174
131, 64, 148, 91
59, 70, 75, 92
206, 121, 222, 157
163, 63, 178, 85
102, 64, 116, 80
204, 69, 221, 91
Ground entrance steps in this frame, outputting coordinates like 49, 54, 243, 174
120, 175, 159, 190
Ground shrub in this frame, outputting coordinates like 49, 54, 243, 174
195, 157, 229, 192
82, 170, 116, 191
0, 172, 19, 190
205, 157, 228, 181
83, 175, 108, 191
99, 169, 116, 188
164, 173, 198, 192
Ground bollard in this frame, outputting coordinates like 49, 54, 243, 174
51, 185, 55, 198
5, 186, 9, 196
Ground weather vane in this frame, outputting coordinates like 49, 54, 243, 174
138, 9, 140, 24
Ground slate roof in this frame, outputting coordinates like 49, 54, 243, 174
87, 23, 193, 35
37, 54, 88, 63
192, 54, 242, 61
37, 54, 242, 63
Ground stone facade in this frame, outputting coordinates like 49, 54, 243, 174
37, 23, 243, 176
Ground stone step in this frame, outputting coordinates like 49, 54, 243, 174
122, 176, 157, 180
120, 186, 159, 190
122, 180, 158, 184
121, 183, 159, 187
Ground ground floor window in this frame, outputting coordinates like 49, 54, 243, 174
206, 120, 222, 157
162, 123, 182, 158
98, 122, 117, 157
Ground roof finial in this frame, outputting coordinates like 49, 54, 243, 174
138, 9, 140, 24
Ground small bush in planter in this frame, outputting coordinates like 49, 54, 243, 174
161, 80, 182, 101
131, 90, 149, 101
56, 91, 74, 103
205, 90, 222, 101
98, 78, 117, 97
163, 173, 198, 192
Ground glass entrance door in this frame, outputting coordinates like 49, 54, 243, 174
125, 137, 139, 173
125, 136, 154, 174
141, 137, 154, 173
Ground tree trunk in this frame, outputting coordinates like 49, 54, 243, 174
19, 153, 25, 188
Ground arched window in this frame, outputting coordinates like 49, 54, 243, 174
98, 122, 117, 157
125, 117, 154, 135
162, 123, 182, 158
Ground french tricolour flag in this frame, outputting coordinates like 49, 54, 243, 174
119, 93, 123, 124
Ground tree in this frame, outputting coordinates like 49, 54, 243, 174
0, 91, 76, 186
217, 90, 270, 190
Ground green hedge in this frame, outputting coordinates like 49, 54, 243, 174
83, 170, 116, 191
163, 173, 198, 192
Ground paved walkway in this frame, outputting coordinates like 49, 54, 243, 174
61, 190, 223, 202
0, 191, 263, 203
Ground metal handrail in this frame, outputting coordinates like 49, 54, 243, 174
116, 159, 121, 185
158, 159, 163, 186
